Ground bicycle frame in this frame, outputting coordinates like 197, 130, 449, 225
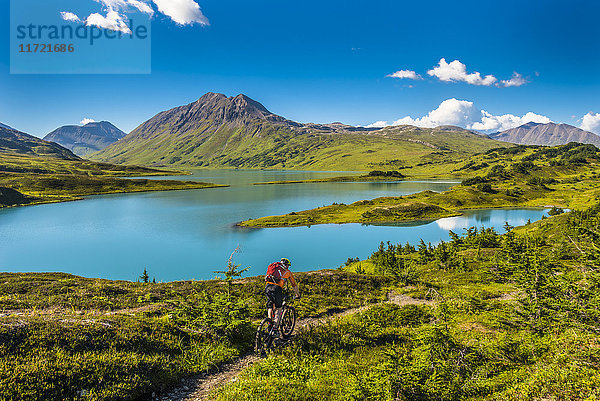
256, 287, 297, 355
267, 291, 292, 325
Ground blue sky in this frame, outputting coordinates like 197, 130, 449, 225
1, 0, 600, 137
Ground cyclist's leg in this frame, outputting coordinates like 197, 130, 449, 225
265, 284, 276, 322
265, 284, 283, 321
273, 308, 283, 327
271, 286, 284, 329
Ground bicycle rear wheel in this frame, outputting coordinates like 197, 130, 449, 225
280, 306, 297, 338
255, 318, 274, 355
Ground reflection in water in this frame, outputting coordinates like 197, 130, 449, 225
436, 209, 539, 231
0, 170, 547, 281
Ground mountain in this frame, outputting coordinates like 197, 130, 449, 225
490, 122, 600, 146
0, 126, 79, 160
0, 122, 13, 130
90, 93, 504, 170
43, 121, 126, 157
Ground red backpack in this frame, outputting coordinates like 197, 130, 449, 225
265, 262, 285, 284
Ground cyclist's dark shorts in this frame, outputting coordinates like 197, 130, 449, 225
265, 284, 283, 308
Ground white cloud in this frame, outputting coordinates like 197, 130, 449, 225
393, 98, 480, 128
470, 111, 551, 131
367, 98, 553, 133
129, 0, 154, 14
497, 72, 528, 87
386, 70, 422, 80
93, 0, 153, 14
86, 9, 133, 34
80, 118, 96, 125
580, 112, 600, 134
63, 0, 208, 33
60, 12, 81, 22
365, 121, 389, 128
427, 58, 497, 86
152, 0, 209, 25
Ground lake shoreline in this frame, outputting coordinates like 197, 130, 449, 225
237, 183, 565, 228
0, 169, 551, 282
1, 182, 229, 210
0, 175, 227, 210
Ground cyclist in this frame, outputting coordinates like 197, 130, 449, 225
265, 258, 300, 333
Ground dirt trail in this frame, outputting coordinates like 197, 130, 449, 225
158, 292, 431, 401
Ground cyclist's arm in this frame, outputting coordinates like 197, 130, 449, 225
285, 271, 300, 297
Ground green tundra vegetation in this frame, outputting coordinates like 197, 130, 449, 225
0, 270, 392, 400
3, 126, 600, 400
0, 153, 225, 208
240, 143, 600, 227
0, 200, 598, 400
216, 202, 600, 400
89, 93, 505, 171
91, 120, 504, 171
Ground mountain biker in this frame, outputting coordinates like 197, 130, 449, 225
265, 258, 300, 333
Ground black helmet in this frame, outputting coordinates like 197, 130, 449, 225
280, 258, 291, 267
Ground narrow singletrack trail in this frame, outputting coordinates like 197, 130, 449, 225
158, 292, 433, 401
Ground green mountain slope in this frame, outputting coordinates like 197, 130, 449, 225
90, 93, 505, 170
0, 127, 223, 208
0, 126, 80, 160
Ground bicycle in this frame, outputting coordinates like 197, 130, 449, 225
254, 290, 297, 355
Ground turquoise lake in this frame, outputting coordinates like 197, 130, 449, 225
0, 170, 549, 281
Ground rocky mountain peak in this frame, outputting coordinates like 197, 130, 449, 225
43, 121, 126, 157
186, 92, 279, 124
490, 122, 600, 146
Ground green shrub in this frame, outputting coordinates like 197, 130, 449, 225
548, 206, 564, 216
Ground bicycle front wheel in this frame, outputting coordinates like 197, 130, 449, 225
280, 306, 297, 338
255, 318, 274, 356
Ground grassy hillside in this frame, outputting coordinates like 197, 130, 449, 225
90, 93, 504, 170
218, 204, 600, 400
0, 153, 183, 176
91, 123, 504, 171
240, 143, 600, 227
0, 126, 79, 160
0, 270, 392, 400
0, 153, 224, 208
1, 201, 599, 400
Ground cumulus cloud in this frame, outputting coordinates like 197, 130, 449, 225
386, 59, 529, 88
152, 0, 209, 25
365, 121, 389, 128
94, 0, 149, 12
580, 112, 600, 134
60, 12, 81, 22
497, 72, 528, 88
386, 70, 422, 80
128, 0, 154, 14
393, 99, 480, 127
427, 58, 497, 86
63, 0, 209, 33
470, 111, 551, 131
86, 10, 133, 34
80, 118, 96, 125
367, 98, 553, 133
